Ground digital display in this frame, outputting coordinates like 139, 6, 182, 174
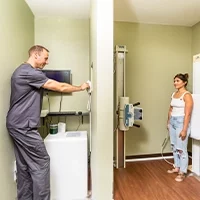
42, 70, 71, 84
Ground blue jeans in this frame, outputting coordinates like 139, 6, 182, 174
169, 116, 190, 173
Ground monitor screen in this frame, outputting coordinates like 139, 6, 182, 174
42, 70, 71, 84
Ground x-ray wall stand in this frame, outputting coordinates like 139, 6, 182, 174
191, 54, 200, 176
114, 45, 128, 168
114, 45, 143, 168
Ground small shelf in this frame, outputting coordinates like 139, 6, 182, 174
40, 109, 49, 117
47, 111, 90, 116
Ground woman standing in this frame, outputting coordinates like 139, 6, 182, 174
167, 73, 193, 182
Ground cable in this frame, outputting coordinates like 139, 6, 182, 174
58, 92, 63, 122
113, 103, 120, 133
46, 93, 51, 112
87, 93, 91, 111
161, 133, 175, 167
86, 80, 92, 111
76, 116, 81, 131
59, 92, 63, 112
46, 93, 52, 125
113, 122, 119, 133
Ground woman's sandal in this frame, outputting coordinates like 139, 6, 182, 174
167, 168, 179, 174
175, 173, 185, 182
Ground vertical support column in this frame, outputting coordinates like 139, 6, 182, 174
114, 45, 128, 168
116, 129, 125, 168
192, 54, 200, 175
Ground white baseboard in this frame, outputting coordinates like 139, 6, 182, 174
126, 156, 173, 162
114, 154, 192, 165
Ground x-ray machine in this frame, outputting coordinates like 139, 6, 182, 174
114, 45, 143, 168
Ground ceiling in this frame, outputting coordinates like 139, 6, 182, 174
25, 0, 90, 19
25, 0, 200, 27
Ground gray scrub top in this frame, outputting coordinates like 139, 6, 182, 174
6, 63, 49, 129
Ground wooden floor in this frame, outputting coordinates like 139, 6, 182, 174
114, 160, 200, 200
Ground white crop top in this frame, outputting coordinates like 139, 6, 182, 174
170, 91, 190, 116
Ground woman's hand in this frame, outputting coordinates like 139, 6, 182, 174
179, 130, 187, 140
167, 121, 170, 130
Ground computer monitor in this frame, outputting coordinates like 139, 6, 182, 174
42, 70, 71, 84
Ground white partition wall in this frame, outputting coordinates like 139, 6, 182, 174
191, 94, 200, 140
90, 0, 114, 199
191, 54, 200, 176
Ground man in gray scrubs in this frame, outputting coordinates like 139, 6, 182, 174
6, 45, 89, 200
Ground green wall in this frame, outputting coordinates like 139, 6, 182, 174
114, 22, 192, 155
35, 17, 90, 138
0, 0, 34, 199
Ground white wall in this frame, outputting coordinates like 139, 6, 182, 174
90, 0, 114, 199
0, 0, 34, 199
35, 17, 90, 132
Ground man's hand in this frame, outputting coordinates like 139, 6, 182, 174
80, 82, 90, 91
179, 130, 187, 140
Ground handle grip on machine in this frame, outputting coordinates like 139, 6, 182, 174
132, 102, 140, 107
132, 124, 140, 128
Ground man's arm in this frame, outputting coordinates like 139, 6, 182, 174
42, 79, 89, 93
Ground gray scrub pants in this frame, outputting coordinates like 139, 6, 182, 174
8, 127, 50, 200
